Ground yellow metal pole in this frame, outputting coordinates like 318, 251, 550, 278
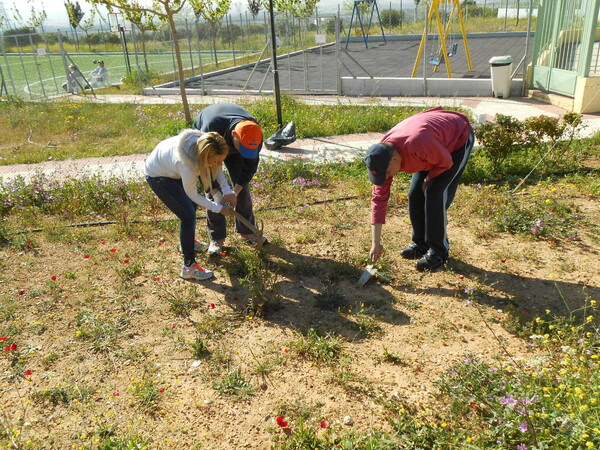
411, 4, 436, 77
434, 5, 451, 76
456, 1, 473, 71
411, 23, 428, 77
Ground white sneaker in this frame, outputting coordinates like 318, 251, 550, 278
180, 262, 213, 281
179, 238, 208, 253
208, 239, 224, 256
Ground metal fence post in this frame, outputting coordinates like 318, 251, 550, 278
336, 8, 341, 95
185, 19, 196, 76
28, 34, 47, 98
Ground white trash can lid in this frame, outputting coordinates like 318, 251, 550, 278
489, 55, 514, 65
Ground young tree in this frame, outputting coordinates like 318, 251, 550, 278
123, 3, 164, 72
11, 0, 48, 49
12, 0, 48, 32
247, 0, 261, 19
65, 0, 85, 49
89, 0, 194, 123
79, 8, 98, 50
193, 0, 232, 67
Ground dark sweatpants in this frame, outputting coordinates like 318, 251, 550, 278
407, 129, 474, 257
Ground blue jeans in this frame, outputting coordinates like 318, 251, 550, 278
407, 129, 474, 257
146, 176, 197, 267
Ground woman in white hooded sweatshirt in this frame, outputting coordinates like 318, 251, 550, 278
145, 130, 235, 281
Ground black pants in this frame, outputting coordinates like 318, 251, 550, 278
407, 129, 474, 257
206, 181, 255, 241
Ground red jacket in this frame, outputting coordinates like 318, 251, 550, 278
371, 107, 471, 224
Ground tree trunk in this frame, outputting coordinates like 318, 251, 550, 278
142, 34, 149, 73
168, 13, 191, 123
211, 26, 219, 67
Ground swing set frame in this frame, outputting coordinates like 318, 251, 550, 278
411, 0, 473, 78
344, 0, 387, 49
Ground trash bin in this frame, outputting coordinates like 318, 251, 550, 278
489, 55, 514, 99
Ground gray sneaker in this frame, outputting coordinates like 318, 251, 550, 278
208, 239, 224, 256
180, 262, 214, 281
179, 238, 208, 254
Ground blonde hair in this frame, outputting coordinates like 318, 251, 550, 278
195, 132, 229, 190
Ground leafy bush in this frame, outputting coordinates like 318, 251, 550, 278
474, 112, 587, 180
381, 9, 404, 28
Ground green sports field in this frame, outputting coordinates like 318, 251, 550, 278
0, 50, 242, 97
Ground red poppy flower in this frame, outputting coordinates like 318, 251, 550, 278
155, 277, 161, 281
95, 397, 102, 402
320, 420, 328, 429
27, 241, 31, 246
3, 346, 10, 353
283, 348, 289, 353
123, 259, 129, 263
113, 392, 120, 396
416, 365, 423, 372
24, 369, 32, 376
207, 303, 216, 309
84, 255, 90, 259
158, 242, 163, 246
276, 416, 289, 428
110, 249, 117, 253
185, 322, 192, 327
159, 388, 165, 393
469, 402, 478, 408
171, 324, 177, 329
10, 343, 17, 351
18, 290, 25, 295
500, 259, 506, 263
0, 337, 7, 341
220, 251, 227, 256
101, 241, 106, 245
459, 275, 465, 280
51, 276, 57, 281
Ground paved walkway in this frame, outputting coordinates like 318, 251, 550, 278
1, 94, 599, 182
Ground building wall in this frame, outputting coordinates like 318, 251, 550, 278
574, 77, 600, 113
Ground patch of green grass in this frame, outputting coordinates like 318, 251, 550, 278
190, 335, 211, 359
129, 377, 161, 410
33, 383, 94, 406
74, 310, 129, 352
114, 261, 143, 283
160, 285, 200, 317
288, 328, 344, 364
213, 368, 255, 400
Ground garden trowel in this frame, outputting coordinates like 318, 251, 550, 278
357, 264, 378, 287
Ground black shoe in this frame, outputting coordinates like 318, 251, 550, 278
400, 243, 428, 260
415, 250, 447, 272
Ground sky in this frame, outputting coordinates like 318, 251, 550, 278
3, 0, 422, 30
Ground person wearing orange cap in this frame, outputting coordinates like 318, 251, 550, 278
192, 103, 266, 255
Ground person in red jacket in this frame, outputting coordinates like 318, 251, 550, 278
365, 107, 474, 271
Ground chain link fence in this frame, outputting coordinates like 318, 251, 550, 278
0, 1, 540, 99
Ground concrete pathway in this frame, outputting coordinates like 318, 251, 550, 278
1, 94, 599, 182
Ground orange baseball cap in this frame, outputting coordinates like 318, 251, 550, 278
234, 120, 262, 159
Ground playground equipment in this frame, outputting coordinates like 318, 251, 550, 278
411, 0, 473, 78
345, 0, 387, 49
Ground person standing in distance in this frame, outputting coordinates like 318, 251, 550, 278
365, 107, 474, 272
192, 103, 265, 255
145, 130, 235, 281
